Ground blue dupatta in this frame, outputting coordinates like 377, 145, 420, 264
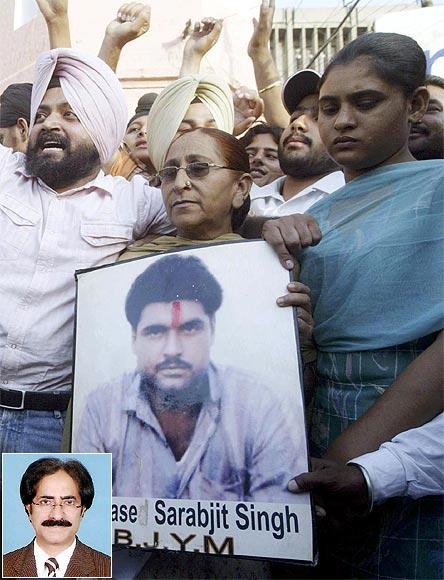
300, 160, 444, 352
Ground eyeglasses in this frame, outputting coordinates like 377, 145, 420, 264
32, 499, 82, 511
157, 162, 236, 182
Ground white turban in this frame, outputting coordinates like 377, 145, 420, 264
147, 74, 234, 171
30, 48, 127, 164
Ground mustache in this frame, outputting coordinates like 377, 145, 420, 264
155, 355, 193, 373
36, 131, 69, 150
42, 519, 72, 527
284, 134, 311, 147
410, 122, 429, 135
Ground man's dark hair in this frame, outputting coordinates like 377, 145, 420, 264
239, 123, 283, 149
20, 458, 95, 510
125, 255, 223, 330
425, 74, 444, 90
0, 83, 32, 128
47, 76, 62, 90
320, 32, 426, 98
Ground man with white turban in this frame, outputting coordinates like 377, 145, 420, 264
147, 73, 234, 171
0, 48, 172, 453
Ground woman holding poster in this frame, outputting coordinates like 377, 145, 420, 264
72, 127, 316, 572
267, 32, 443, 580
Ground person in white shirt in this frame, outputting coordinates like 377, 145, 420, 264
0, 47, 172, 454
249, 69, 344, 217
3, 457, 111, 578
288, 413, 444, 517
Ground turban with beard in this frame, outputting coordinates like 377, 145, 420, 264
30, 48, 127, 164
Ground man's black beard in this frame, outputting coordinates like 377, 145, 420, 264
278, 142, 338, 178
25, 131, 100, 190
140, 369, 210, 411
409, 125, 444, 160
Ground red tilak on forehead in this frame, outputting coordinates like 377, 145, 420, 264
171, 300, 181, 328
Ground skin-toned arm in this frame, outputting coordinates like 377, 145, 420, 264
36, 0, 71, 48
179, 17, 223, 77
98, 2, 151, 72
178, 17, 263, 134
248, 0, 289, 128
324, 331, 444, 463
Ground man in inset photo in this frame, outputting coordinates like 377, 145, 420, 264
3, 457, 111, 577
74, 254, 302, 501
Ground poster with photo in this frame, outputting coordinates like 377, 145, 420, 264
71, 240, 314, 564
2, 453, 112, 578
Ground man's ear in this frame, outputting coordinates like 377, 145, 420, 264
17, 118, 29, 143
24, 505, 32, 520
408, 86, 429, 124
232, 173, 253, 209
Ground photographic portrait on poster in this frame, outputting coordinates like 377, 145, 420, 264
71, 240, 314, 563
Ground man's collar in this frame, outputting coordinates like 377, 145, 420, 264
250, 175, 286, 200
250, 171, 344, 201
308, 170, 345, 193
34, 536, 76, 562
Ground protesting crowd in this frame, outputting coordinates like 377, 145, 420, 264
0, 0, 443, 578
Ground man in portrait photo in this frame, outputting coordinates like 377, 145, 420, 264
3, 457, 111, 578
74, 253, 303, 501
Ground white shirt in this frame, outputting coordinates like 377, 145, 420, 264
0, 145, 173, 393
249, 171, 345, 217
34, 538, 76, 577
351, 413, 444, 504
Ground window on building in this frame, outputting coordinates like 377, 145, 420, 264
292, 29, 303, 74
342, 27, 351, 46
279, 28, 288, 76
305, 28, 314, 52
330, 30, 339, 53
317, 27, 327, 48
14, 0, 39, 31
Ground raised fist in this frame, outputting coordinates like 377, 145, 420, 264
105, 2, 151, 48
184, 17, 223, 58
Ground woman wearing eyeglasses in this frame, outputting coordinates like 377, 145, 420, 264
118, 127, 311, 579
119, 127, 313, 352
119, 127, 252, 259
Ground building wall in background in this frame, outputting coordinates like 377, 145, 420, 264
0, 1, 424, 117
270, 3, 415, 76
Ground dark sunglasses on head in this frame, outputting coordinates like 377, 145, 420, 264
157, 161, 235, 182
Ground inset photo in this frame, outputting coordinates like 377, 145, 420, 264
2, 453, 112, 578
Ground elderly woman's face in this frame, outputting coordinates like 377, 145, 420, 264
160, 132, 243, 239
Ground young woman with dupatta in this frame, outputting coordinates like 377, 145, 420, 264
265, 31, 443, 579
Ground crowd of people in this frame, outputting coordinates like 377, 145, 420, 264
0, 0, 443, 578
